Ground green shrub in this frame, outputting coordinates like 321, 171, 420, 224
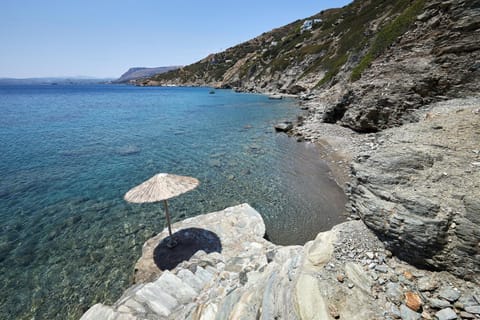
350, 0, 426, 81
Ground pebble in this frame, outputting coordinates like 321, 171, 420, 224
366, 251, 375, 259
386, 282, 403, 303
465, 305, 480, 314
337, 274, 345, 283
329, 304, 340, 319
403, 270, 414, 281
400, 304, 421, 320
390, 274, 399, 282
375, 265, 388, 273
454, 301, 465, 311
417, 277, 439, 292
459, 311, 476, 319
428, 298, 452, 309
387, 303, 401, 318
421, 311, 432, 320
438, 286, 461, 302
434, 308, 457, 320
405, 291, 422, 312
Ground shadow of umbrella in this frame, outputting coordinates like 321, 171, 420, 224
154, 227, 222, 270
124, 173, 199, 247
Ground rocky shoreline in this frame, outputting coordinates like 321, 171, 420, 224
83, 0, 480, 316
81, 96, 479, 320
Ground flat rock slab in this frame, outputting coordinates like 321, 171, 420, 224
134, 203, 270, 283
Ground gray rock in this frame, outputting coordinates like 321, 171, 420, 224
464, 306, 480, 314
400, 304, 421, 320
459, 311, 476, 319
349, 105, 480, 281
386, 282, 403, 304
434, 308, 457, 320
417, 276, 439, 292
475, 295, 480, 304
438, 287, 461, 302
387, 302, 402, 318
375, 265, 388, 273
429, 298, 451, 309
458, 295, 479, 308
274, 122, 293, 132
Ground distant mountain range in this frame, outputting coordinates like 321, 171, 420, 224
113, 66, 181, 83
0, 77, 113, 85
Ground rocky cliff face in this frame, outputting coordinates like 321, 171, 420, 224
349, 99, 480, 282
323, 0, 480, 132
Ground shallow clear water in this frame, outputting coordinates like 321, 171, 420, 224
0, 84, 345, 319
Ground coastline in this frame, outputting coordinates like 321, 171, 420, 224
80, 88, 480, 319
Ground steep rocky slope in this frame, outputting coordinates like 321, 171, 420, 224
141, 0, 479, 133
323, 0, 480, 132
141, 0, 427, 93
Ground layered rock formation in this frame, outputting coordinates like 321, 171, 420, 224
323, 0, 480, 132
349, 99, 480, 282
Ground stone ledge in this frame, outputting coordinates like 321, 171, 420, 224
134, 203, 271, 284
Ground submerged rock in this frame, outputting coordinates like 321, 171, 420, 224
116, 145, 141, 156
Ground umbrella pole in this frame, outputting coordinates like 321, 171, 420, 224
163, 200, 173, 237
163, 200, 177, 248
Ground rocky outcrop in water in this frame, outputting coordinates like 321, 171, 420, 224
349, 99, 480, 283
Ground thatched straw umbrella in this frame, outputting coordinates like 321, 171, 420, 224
124, 173, 199, 247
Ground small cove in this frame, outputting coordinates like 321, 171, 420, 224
0, 84, 345, 319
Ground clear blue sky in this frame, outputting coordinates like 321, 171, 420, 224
0, 0, 352, 78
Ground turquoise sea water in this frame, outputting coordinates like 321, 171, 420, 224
0, 84, 345, 319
